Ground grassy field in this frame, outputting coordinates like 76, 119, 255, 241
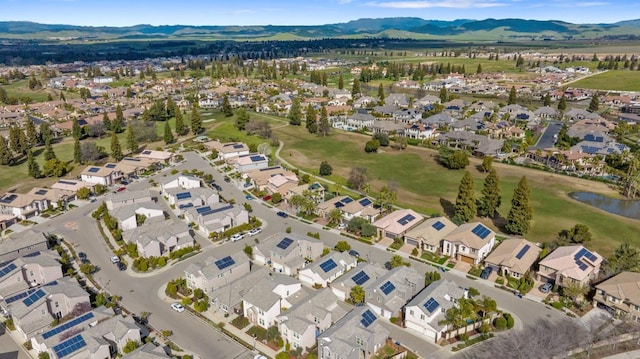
203, 113, 638, 256
2, 79, 79, 103
571, 70, 640, 91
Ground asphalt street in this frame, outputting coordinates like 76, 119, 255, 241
532, 120, 563, 150
31, 150, 569, 358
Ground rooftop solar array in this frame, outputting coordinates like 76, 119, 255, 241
23, 289, 46, 306
361, 309, 377, 328
176, 192, 192, 200
35, 189, 48, 195
105, 163, 117, 168
319, 259, 337, 273
250, 155, 265, 162
380, 281, 396, 295
424, 297, 440, 314
342, 197, 353, 204
53, 334, 87, 358
58, 180, 77, 185
432, 221, 445, 231
0, 194, 18, 203
574, 248, 598, 271
87, 167, 100, 173
5, 289, 37, 304
351, 271, 370, 285
142, 150, 152, 155
196, 206, 212, 214
23, 251, 41, 257
397, 214, 416, 225
515, 244, 531, 260
471, 224, 492, 239
0, 263, 17, 278
42, 312, 95, 339
359, 198, 372, 207
214, 256, 235, 270
201, 205, 234, 216
232, 144, 244, 149
276, 237, 294, 250
178, 203, 193, 209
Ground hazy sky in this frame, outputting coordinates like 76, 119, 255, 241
1, 0, 637, 26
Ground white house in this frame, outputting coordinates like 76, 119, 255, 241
298, 252, 357, 288
330, 263, 387, 302
242, 274, 303, 329
110, 202, 164, 231
364, 266, 424, 320
441, 222, 496, 265
233, 153, 269, 173
253, 233, 324, 275
159, 174, 201, 193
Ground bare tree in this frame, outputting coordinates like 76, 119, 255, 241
348, 167, 368, 191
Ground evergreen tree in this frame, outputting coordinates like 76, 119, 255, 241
505, 176, 533, 235
0, 87, 7, 103
0, 136, 11, 165
377, 83, 385, 102
59, 91, 66, 102
478, 168, 501, 218
222, 95, 232, 117
39, 123, 52, 145
543, 93, 551, 107
175, 110, 186, 135
125, 124, 138, 153
72, 117, 82, 140
73, 138, 82, 164
306, 104, 317, 134
288, 98, 302, 125
102, 112, 111, 132
235, 108, 250, 130
476, 63, 482, 74
110, 132, 123, 161
453, 171, 476, 223
166, 97, 176, 118
588, 94, 599, 113
164, 121, 174, 144
338, 74, 344, 90
351, 78, 360, 96
24, 119, 38, 147
508, 86, 517, 105
17, 129, 27, 155
9, 126, 21, 154
190, 104, 202, 134
27, 149, 42, 178
113, 104, 124, 133
43, 136, 56, 161
318, 105, 330, 137
439, 87, 448, 103
557, 94, 567, 111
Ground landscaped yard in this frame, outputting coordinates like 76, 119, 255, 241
421, 252, 449, 265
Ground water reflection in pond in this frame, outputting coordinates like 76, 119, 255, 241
568, 192, 640, 220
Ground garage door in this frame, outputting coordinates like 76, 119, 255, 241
459, 255, 474, 264
406, 238, 419, 246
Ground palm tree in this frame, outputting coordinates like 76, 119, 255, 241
475, 296, 497, 326
328, 208, 343, 226
439, 307, 465, 338
458, 298, 477, 333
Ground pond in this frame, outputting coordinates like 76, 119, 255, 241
568, 192, 640, 220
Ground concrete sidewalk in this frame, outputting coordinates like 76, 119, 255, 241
603, 350, 640, 359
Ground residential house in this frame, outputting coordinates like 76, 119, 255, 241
205, 141, 250, 161
0, 193, 41, 220
441, 222, 495, 265
123, 220, 192, 258
122, 343, 171, 359
164, 187, 219, 212
50, 179, 96, 194
232, 153, 269, 173
353, 96, 378, 109
402, 123, 438, 140
317, 196, 379, 223
27, 188, 75, 210
404, 217, 457, 253
317, 306, 389, 359
184, 252, 251, 294
593, 272, 640, 320
0, 230, 50, 263
208, 267, 271, 314
159, 174, 201, 193
392, 109, 421, 123
330, 263, 387, 302
277, 289, 351, 352
372, 209, 424, 240
184, 203, 249, 237
80, 165, 121, 186
484, 238, 541, 278
423, 113, 456, 128
537, 245, 602, 288
403, 280, 468, 342
247, 166, 298, 193
298, 252, 357, 288
0, 251, 62, 299
110, 202, 165, 231
364, 265, 424, 320
138, 149, 174, 164
242, 273, 304, 329
105, 190, 153, 210
253, 233, 324, 275
265, 173, 300, 197
285, 182, 325, 205
385, 94, 409, 108
370, 119, 406, 136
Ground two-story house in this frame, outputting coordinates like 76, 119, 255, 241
123, 220, 193, 258
537, 245, 602, 288
105, 190, 153, 211
364, 266, 424, 320
372, 209, 424, 240
298, 252, 357, 288
253, 233, 324, 275
0, 251, 62, 298
184, 252, 251, 294
330, 263, 387, 302
483, 238, 541, 278
593, 272, 640, 320
242, 274, 304, 329
404, 217, 457, 253
441, 223, 496, 265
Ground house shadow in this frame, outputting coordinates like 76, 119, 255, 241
491, 213, 507, 233
439, 198, 455, 218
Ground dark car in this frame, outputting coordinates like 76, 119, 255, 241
224, 176, 231, 183
276, 211, 288, 218
212, 183, 222, 191
480, 267, 493, 280
348, 250, 360, 258
117, 262, 127, 271
78, 252, 87, 259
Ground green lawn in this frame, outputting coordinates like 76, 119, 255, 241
571, 70, 640, 91
2, 79, 79, 103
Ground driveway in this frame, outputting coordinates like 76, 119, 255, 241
532, 120, 563, 150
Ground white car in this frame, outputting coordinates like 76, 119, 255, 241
337, 223, 347, 230
247, 228, 261, 236
171, 303, 185, 313
230, 233, 244, 242
110, 256, 120, 263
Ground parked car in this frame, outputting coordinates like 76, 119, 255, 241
117, 262, 127, 271
262, 195, 272, 201
120, 179, 129, 185
337, 223, 347, 230
540, 282, 553, 293
276, 211, 288, 218
230, 233, 244, 242
245, 194, 254, 200
117, 187, 126, 192
78, 252, 87, 259
110, 256, 120, 264
247, 228, 261, 236
480, 267, 493, 280
348, 250, 360, 258
212, 184, 223, 191
224, 176, 231, 182
171, 303, 185, 313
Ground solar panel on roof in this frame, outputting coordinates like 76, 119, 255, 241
578, 262, 589, 271
58, 180, 77, 185
196, 206, 212, 214
359, 198, 372, 207
178, 203, 193, 209
584, 250, 597, 262
87, 167, 100, 173
432, 221, 445, 231
5, 289, 36, 304
232, 144, 244, 149
142, 150, 152, 155
397, 214, 416, 225
53, 334, 87, 358
23, 289, 46, 306
574, 248, 587, 260
380, 281, 396, 295
214, 256, 235, 270
202, 205, 234, 216
351, 271, 370, 285
105, 163, 116, 169
515, 244, 531, 260
361, 309, 377, 328
176, 192, 192, 200
23, 251, 41, 257
35, 189, 48, 195
43, 312, 95, 339
342, 197, 353, 204
334, 202, 344, 208
471, 224, 491, 239
0, 263, 17, 278
277, 237, 294, 250
250, 155, 264, 162
319, 259, 337, 273
0, 194, 17, 203
424, 297, 440, 314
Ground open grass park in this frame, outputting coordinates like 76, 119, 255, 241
571, 70, 640, 91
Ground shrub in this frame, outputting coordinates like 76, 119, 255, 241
364, 140, 380, 153
468, 287, 480, 297
504, 313, 514, 329
390, 317, 398, 324
551, 301, 564, 310
494, 316, 507, 330
495, 277, 505, 285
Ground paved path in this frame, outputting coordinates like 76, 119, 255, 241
603, 350, 640, 359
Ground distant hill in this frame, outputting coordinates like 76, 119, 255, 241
0, 18, 640, 41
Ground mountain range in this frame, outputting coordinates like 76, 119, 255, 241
2, 18, 640, 41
